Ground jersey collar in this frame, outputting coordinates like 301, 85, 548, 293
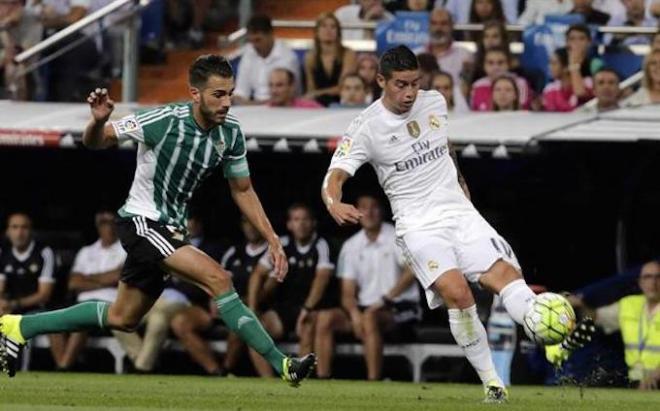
12, 240, 35, 262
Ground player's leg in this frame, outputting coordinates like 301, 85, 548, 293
314, 308, 351, 378
171, 305, 220, 374
247, 309, 284, 377
479, 260, 536, 326
362, 308, 394, 381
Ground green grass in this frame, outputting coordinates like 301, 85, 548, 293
0, 372, 658, 411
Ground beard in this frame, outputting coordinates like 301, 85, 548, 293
199, 97, 226, 126
430, 31, 450, 46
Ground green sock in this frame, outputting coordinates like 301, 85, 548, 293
215, 291, 286, 375
20, 301, 109, 340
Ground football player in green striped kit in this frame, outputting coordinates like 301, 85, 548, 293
0, 55, 315, 385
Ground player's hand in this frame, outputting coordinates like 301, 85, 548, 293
268, 239, 288, 282
327, 202, 363, 226
87, 88, 115, 124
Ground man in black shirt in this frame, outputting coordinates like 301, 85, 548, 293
248, 203, 337, 377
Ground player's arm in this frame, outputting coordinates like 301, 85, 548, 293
322, 169, 363, 225
228, 176, 287, 281
448, 140, 471, 200
82, 88, 118, 150
68, 267, 121, 292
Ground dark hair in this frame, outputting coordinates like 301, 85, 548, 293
356, 194, 381, 207
554, 47, 569, 68
594, 67, 621, 82
491, 75, 520, 111
484, 45, 510, 66
432, 70, 454, 86
270, 67, 295, 85
6, 211, 32, 226
287, 203, 315, 220
566, 23, 592, 41
247, 14, 273, 34
417, 52, 440, 73
379, 45, 419, 79
469, 0, 505, 23
189, 54, 234, 88
340, 72, 366, 89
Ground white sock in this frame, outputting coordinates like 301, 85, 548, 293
499, 279, 536, 325
448, 305, 502, 386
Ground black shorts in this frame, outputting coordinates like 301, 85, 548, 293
359, 301, 422, 325
116, 216, 188, 299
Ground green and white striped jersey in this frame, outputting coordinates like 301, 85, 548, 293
110, 102, 249, 229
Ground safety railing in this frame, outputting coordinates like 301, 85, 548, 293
13, 0, 149, 102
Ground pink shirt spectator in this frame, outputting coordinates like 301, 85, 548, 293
470, 75, 532, 111
269, 98, 324, 109
542, 78, 594, 112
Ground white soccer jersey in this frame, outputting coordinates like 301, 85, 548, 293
329, 90, 475, 236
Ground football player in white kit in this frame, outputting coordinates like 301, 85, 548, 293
322, 46, 538, 402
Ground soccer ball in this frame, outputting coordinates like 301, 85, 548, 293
523, 292, 576, 345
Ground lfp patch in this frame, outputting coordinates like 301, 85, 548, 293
115, 117, 140, 134
334, 136, 353, 158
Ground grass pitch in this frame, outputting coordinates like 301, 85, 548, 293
0, 372, 658, 411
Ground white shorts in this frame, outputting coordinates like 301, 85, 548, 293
396, 212, 521, 309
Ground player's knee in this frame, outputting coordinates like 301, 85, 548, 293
479, 260, 522, 292
435, 279, 473, 308
206, 268, 232, 297
107, 313, 141, 332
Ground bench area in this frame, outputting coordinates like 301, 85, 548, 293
23, 328, 463, 382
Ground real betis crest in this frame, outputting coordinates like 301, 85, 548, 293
215, 135, 226, 154
406, 120, 421, 138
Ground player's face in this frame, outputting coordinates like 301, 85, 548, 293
378, 69, 420, 114
484, 52, 508, 78
6, 214, 32, 249
482, 27, 502, 49
240, 218, 263, 243
639, 262, 660, 302
96, 213, 117, 243
287, 208, 315, 242
492, 79, 517, 111
194, 75, 233, 126
340, 77, 367, 105
356, 197, 382, 231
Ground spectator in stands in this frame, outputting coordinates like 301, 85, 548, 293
543, 47, 594, 112
248, 203, 337, 377
357, 53, 381, 103
34, 0, 108, 102
417, 52, 440, 90
418, 8, 474, 84
518, 0, 574, 26
582, 68, 622, 112
571, 0, 612, 24
653, 31, 660, 50
438, 0, 521, 24
469, 0, 507, 24
608, 0, 658, 46
0, 0, 40, 100
334, 0, 394, 40
471, 20, 517, 82
171, 217, 249, 376
303, 13, 357, 107
565, 24, 604, 77
431, 70, 456, 111
55, 211, 138, 370
234, 14, 300, 105
491, 75, 521, 111
268, 68, 323, 108
314, 195, 420, 380
164, 0, 211, 48
622, 49, 660, 106
330, 73, 368, 107
567, 260, 660, 389
0, 212, 60, 361
470, 46, 532, 110
653, 0, 660, 18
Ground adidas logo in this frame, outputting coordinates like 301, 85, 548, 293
237, 316, 254, 329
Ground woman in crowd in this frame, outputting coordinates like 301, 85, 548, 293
542, 47, 593, 112
471, 20, 515, 82
491, 75, 521, 111
469, 0, 506, 23
432, 71, 456, 111
470, 46, 531, 111
304, 12, 357, 106
356, 53, 381, 103
622, 49, 660, 107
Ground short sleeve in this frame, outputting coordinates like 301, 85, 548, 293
70, 248, 88, 274
328, 118, 370, 176
39, 247, 55, 283
234, 47, 253, 99
315, 238, 335, 271
220, 247, 236, 269
222, 125, 250, 179
336, 243, 357, 280
111, 106, 173, 147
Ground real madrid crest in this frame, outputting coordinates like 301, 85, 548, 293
429, 114, 441, 130
406, 120, 421, 138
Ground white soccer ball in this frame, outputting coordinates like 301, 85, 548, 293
523, 292, 576, 345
